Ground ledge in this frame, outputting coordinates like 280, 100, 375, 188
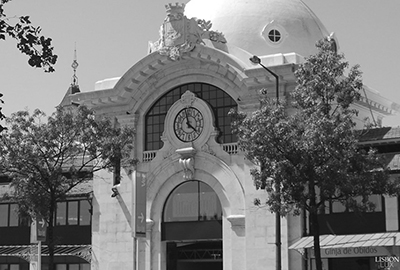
227, 215, 245, 227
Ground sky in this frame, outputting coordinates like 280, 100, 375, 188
1, 0, 400, 126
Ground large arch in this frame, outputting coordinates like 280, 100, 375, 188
143, 152, 245, 270
115, 45, 250, 114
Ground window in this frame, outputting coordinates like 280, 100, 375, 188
55, 264, 89, 270
56, 202, 67, 225
0, 203, 25, 227
68, 201, 78, 225
79, 200, 91, 225
0, 264, 21, 270
9, 204, 19, 226
55, 200, 91, 226
163, 181, 223, 222
0, 204, 7, 227
145, 83, 237, 150
268, 29, 281, 42
329, 195, 383, 213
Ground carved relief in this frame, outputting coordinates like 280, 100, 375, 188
201, 143, 215, 156
176, 147, 196, 180
179, 157, 194, 180
149, 3, 227, 60
180, 90, 196, 107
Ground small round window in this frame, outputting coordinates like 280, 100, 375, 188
268, 29, 281, 43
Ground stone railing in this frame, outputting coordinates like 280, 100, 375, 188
222, 143, 238, 155
142, 143, 239, 163
143, 151, 157, 163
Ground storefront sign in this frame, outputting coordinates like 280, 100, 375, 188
133, 171, 146, 238
375, 256, 400, 269
30, 214, 47, 242
310, 246, 392, 258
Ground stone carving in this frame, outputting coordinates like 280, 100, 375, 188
180, 90, 196, 107
201, 143, 215, 156
179, 157, 195, 180
176, 146, 196, 180
149, 3, 227, 60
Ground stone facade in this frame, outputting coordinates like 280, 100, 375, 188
59, 2, 399, 270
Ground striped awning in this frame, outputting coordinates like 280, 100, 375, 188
0, 245, 91, 263
289, 232, 400, 251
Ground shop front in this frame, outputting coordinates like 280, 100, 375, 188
290, 233, 400, 270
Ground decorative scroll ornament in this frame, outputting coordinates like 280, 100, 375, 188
179, 157, 194, 180
176, 147, 196, 180
201, 143, 215, 156
180, 90, 196, 107
149, 3, 227, 60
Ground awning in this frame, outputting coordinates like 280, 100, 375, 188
289, 232, 400, 251
0, 245, 91, 263
0, 245, 30, 258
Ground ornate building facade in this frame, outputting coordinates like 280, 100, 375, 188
57, 1, 400, 270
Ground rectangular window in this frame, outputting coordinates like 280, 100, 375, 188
332, 200, 347, 213
56, 200, 91, 226
331, 195, 383, 213
56, 202, 67, 225
80, 264, 90, 270
79, 200, 91, 225
56, 264, 67, 270
0, 265, 19, 270
0, 204, 8, 227
69, 264, 79, 270
9, 204, 19, 226
67, 201, 78, 225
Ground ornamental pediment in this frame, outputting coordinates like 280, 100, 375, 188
149, 3, 227, 60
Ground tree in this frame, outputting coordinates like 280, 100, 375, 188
230, 38, 399, 270
0, 0, 57, 72
0, 0, 58, 133
0, 106, 136, 270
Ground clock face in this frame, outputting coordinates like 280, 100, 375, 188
174, 107, 204, 142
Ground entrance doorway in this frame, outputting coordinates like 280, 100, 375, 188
167, 241, 222, 270
162, 181, 223, 270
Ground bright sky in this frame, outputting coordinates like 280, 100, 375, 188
1, 0, 400, 126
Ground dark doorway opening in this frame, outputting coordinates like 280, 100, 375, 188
167, 241, 222, 270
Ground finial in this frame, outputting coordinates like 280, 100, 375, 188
70, 43, 80, 94
165, 3, 185, 14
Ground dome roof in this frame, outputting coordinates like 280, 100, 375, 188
185, 0, 332, 57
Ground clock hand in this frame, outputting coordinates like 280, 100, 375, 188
185, 108, 197, 131
187, 121, 197, 131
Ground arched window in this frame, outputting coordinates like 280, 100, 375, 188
145, 83, 237, 151
163, 181, 223, 222
162, 181, 222, 241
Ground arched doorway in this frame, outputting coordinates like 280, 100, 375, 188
162, 181, 223, 270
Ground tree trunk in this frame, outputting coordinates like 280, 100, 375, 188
309, 181, 323, 270
310, 210, 323, 270
48, 199, 55, 270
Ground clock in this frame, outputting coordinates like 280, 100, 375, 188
174, 107, 204, 142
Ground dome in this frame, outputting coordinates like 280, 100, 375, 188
185, 0, 332, 57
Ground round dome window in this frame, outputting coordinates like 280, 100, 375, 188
268, 29, 281, 43
262, 21, 287, 47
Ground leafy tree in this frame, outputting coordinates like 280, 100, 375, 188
0, 106, 136, 270
0, 0, 58, 133
0, 0, 57, 72
230, 38, 399, 270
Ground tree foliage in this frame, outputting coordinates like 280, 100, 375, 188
0, 106, 136, 270
230, 38, 400, 270
0, 0, 57, 72
0, 0, 58, 134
